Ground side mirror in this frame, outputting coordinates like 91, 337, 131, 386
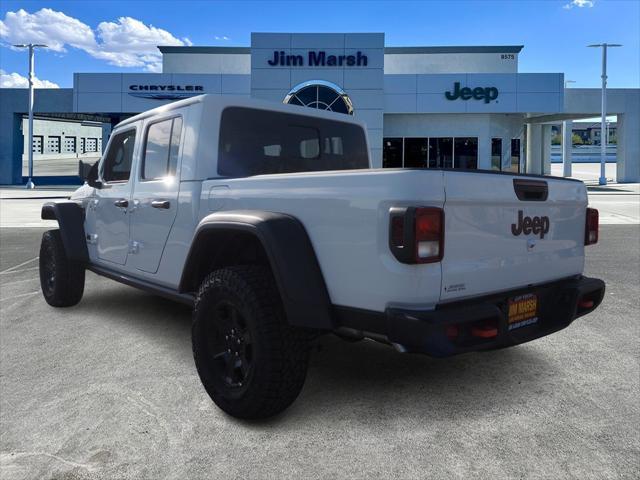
78, 160, 92, 181
82, 161, 102, 189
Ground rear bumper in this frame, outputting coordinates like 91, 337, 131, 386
336, 275, 605, 357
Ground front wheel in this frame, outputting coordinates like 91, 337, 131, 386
192, 266, 310, 419
39, 229, 85, 307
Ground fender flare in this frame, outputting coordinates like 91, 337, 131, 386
41, 201, 89, 263
179, 210, 333, 330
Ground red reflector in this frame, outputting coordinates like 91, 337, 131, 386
446, 325, 459, 340
471, 325, 498, 338
414, 207, 444, 263
585, 208, 599, 245
579, 299, 594, 309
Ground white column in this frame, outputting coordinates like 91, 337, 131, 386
562, 120, 573, 177
616, 112, 640, 183
542, 125, 552, 175
526, 124, 542, 174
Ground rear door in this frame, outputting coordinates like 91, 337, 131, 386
128, 115, 183, 274
440, 172, 587, 302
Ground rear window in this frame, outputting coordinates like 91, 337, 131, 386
217, 107, 368, 177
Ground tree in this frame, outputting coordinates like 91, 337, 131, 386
551, 134, 562, 145
572, 134, 583, 146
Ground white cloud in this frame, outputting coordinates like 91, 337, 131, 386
0, 8, 191, 72
563, 0, 595, 9
0, 8, 95, 52
0, 69, 59, 88
214, 35, 230, 41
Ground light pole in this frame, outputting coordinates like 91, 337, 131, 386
13, 43, 48, 189
588, 43, 621, 185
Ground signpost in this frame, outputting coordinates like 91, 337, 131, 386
588, 43, 622, 186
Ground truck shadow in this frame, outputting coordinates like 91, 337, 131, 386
291, 334, 557, 425
78, 280, 558, 425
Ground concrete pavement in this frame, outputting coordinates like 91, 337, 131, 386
0, 225, 638, 479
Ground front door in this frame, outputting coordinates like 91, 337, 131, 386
93, 127, 137, 265
129, 116, 183, 274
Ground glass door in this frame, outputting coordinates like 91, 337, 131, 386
404, 138, 429, 168
428, 138, 453, 168
454, 137, 478, 169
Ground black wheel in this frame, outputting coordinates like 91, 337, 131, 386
39, 229, 85, 307
192, 266, 310, 419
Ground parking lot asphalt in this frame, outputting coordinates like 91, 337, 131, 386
1, 225, 639, 480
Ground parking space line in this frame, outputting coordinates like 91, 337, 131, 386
0, 277, 39, 285
0, 266, 40, 275
0, 256, 39, 274
0, 291, 39, 301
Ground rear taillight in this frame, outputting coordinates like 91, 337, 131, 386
414, 207, 444, 263
389, 206, 444, 264
585, 208, 599, 245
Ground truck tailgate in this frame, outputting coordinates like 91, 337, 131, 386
440, 172, 587, 302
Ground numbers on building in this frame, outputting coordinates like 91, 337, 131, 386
501, 54, 515, 60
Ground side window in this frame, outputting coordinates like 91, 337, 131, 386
218, 107, 368, 177
142, 117, 182, 180
102, 129, 136, 183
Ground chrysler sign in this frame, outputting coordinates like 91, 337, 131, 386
128, 84, 204, 100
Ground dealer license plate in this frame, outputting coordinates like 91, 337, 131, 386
507, 293, 539, 331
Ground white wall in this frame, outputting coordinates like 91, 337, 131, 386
163, 53, 250, 74
384, 73, 564, 114
384, 52, 518, 74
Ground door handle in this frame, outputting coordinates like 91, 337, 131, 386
151, 200, 171, 209
114, 199, 129, 208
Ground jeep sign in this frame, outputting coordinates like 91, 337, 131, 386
511, 210, 550, 239
445, 82, 499, 103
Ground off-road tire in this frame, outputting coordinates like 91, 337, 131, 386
39, 229, 85, 307
192, 266, 310, 419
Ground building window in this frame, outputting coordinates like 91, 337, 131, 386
509, 139, 521, 173
404, 138, 429, 168
454, 138, 478, 169
383, 138, 403, 168
429, 138, 453, 169
64, 136, 77, 154
491, 138, 502, 171
46, 136, 61, 154
284, 80, 354, 115
32, 135, 43, 154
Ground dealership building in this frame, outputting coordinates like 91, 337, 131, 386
0, 32, 638, 185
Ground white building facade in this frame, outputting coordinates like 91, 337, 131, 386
1, 32, 638, 184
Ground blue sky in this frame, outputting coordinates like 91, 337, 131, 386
1, 0, 638, 89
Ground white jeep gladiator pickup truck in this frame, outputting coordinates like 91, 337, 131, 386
39, 95, 605, 419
